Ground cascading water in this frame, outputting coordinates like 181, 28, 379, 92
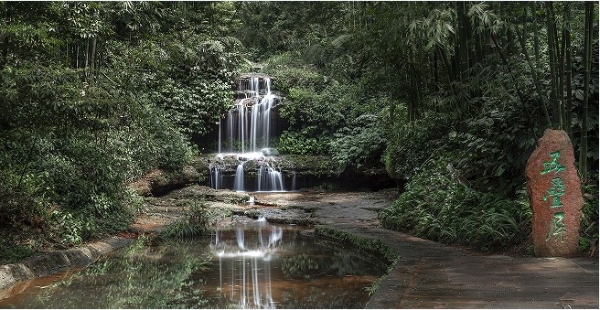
257, 163, 284, 192
233, 162, 246, 191
210, 165, 223, 189
224, 75, 276, 154
213, 74, 292, 192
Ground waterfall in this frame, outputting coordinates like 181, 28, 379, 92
221, 76, 278, 154
218, 120, 222, 154
233, 162, 245, 191
213, 73, 295, 192
210, 165, 222, 189
257, 163, 284, 192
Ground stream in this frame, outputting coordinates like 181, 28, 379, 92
0, 220, 387, 309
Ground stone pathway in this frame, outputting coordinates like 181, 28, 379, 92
251, 189, 599, 309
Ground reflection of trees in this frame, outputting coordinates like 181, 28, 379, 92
327, 250, 384, 277
281, 254, 320, 278
281, 238, 387, 279
23, 238, 213, 308
277, 283, 370, 309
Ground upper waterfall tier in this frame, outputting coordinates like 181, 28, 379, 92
218, 74, 281, 154
234, 73, 275, 99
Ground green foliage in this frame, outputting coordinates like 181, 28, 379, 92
579, 175, 599, 253
0, 2, 219, 250
0, 242, 34, 264
330, 114, 387, 170
235, 2, 347, 60
160, 202, 215, 238
102, 32, 241, 136
277, 128, 331, 155
384, 113, 453, 181
380, 156, 532, 251
267, 53, 390, 161
49, 210, 85, 245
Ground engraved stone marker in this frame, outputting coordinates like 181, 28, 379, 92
526, 129, 584, 257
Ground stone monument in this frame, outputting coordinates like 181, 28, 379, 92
526, 129, 584, 257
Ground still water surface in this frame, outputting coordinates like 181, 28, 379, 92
0, 221, 386, 308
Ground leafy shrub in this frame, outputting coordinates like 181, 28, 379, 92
330, 114, 387, 170
380, 156, 531, 251
160, 202, 215, 238
579, 174, 599, 253
384, 113, 454, 180
277, 128, 331, 155
453, 102, 538, 194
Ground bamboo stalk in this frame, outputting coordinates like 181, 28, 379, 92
517, 28, 552, 128
579, 2, 592, 180
546, 2, 560, 128
532, 2, 541, 64
491, 34, 531, 120
563, 3, 573, 139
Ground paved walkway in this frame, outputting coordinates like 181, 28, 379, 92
255, 190, 599, 309
333, 224, 598, 309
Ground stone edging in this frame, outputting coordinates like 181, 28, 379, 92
0, 237, 134, 291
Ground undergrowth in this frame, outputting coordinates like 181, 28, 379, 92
579, 172, 599, 254
160, 202, 216, 238
379, 156, 532, 252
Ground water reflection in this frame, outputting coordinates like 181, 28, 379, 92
211, 221, 283, 308
0, 222, 386, 309
203, 221, 386, 309
0, 237, 213, 308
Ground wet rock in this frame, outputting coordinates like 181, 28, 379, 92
166, 185, 249, 204
0, 237, 133, 291
129, 167, 202, 197
526, 129, 584, 257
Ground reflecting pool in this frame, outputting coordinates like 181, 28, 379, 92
0, 221, 386, 309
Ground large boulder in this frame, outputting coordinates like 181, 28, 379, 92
526, 129, 584, 257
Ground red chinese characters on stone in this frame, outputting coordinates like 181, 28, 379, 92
526, 129, 584, 257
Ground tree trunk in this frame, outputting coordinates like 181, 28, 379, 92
579, 1, 593, 180
532, 2, 541, 64
457, 1, 469, 84
88, 37, 97, 81
563, 3, 573, 139
557, 4, 566, 129
546, 2, 561, 128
